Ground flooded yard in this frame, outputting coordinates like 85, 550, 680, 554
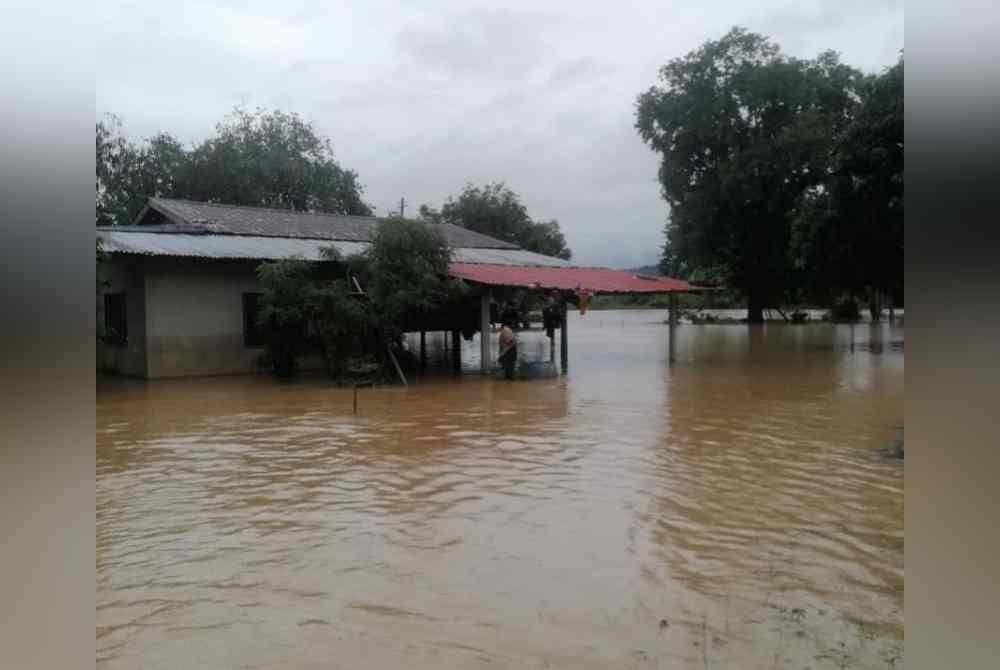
97, 310, 903, 669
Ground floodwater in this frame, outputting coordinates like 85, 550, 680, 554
97, 311, 904, 669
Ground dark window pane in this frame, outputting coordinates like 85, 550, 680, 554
243, 293, 265, 347
103, 292, 127, 346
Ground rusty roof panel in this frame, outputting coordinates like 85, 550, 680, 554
447, 262, 698, 293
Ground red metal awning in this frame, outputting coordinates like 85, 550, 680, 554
448, 262, 699, 294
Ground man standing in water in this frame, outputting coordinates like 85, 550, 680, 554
498, 320, 517, 379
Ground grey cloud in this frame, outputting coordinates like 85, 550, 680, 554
396, 8, 563, 80
97, 0, 902, 268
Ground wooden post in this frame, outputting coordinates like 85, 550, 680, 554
480, 291, 491, 374
560, 301, 568, 374
668, 293, 678, 364
549, 333, 555, 363
451, 329, 461, 373
419, 330, 426, 369
353, 384, 358, 414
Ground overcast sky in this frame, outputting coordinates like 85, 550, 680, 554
96, 1, 902, 268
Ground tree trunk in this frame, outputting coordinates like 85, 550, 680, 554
747, 293, 765, 324
868, 288, 881, 323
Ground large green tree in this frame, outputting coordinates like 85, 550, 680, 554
791, 57, 904, 317
636, 28, 863, 322
177, 108, 371, 215
425, 182, 572, 260
96, 107, 371, 225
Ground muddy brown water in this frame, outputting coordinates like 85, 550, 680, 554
98, 311, 904, 669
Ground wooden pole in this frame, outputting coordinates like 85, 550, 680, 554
419, 330, 426, 369
353, 384, 358, 414
668, 293, 678, 364
560, 301, 568, 374
451, 329, 461, 373
480, 291, 491, 374
550, 333, 555, 363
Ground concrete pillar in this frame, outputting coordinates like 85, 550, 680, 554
560, 302, 568, 374
668, 293, 678, 364
480, 291, 491, 374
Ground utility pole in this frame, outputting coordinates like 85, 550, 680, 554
399, 197, 405, 217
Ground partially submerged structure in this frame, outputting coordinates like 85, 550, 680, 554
97, 198, 699, 379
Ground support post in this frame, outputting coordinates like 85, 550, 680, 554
419, 330, 427, 369
560, 301, 568, 374
550, 333, 555, 363
480, 291, 491, 374
451, 329, 461, 373
668, 293, 678, 364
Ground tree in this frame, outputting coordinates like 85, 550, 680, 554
791, 57, 903, 318
255, 218, 469, 378
176, 108, 371, 215
359, 216, 469, 341
431, 182, 572, 260
636, 28, 863, 322
96, 114, 185, 225
96, 107, 372, 226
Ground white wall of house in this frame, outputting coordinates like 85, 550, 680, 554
143, 257, 267, 378
99, 255, 327, 379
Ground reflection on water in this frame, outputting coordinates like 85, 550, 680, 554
98, 311, 903, 669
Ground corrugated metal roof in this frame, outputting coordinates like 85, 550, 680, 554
98, 230, 367, 260
96, 230, 570, 267
142, 197, 520, 249
451, 247, 570, 267
448, 263, 698, 293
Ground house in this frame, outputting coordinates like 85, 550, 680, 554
96, 198, 574, 378
97, 198, 697, 379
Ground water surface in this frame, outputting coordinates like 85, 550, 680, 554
98, 311, 904, 669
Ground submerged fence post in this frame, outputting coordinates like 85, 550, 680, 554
480, 290, 491, 374
668, 293, 678, 364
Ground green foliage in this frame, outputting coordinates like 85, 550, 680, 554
96, 114, 186, 225
96, 107, 371, 226
791, 57, 903, 309
428, 182, 572, 260
255, 218, 470, 379
361, 217, 470, 342
255, 259, 317, 376
636, 27, 866, 322
177, 108, 371, 214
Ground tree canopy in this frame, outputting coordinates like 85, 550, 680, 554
96, 107, 371, 226
255, 217, 470, 378
422, 182, 572, 260
635, 27, 891, 321
791, 58, 904, 313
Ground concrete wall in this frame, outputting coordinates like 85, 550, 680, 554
143, 257, 269, 378
98, 255, 331, 379
97, 257, 148, 377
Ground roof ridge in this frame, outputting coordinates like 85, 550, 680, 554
152, 197, 381, 222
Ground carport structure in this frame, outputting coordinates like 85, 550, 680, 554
447, 262, 705, 373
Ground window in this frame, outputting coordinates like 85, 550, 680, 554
243, 293, 265, 347
104, 292, 127, 346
